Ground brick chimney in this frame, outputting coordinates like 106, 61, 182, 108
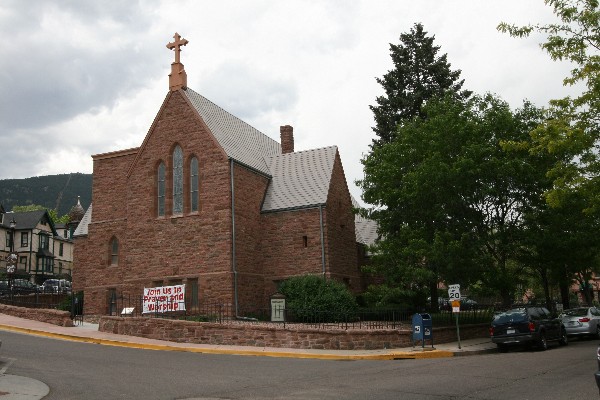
280, 125, 294, 154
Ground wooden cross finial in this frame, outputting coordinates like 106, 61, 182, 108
166, 32, 189, 64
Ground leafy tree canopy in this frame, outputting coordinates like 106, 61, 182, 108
498, 0, 600, 215
359, 93, 548, 305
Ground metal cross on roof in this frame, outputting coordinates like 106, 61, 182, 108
166, 32, 188, 64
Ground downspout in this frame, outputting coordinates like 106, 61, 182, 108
230, 158, 239, 317
319, 205, 326, 279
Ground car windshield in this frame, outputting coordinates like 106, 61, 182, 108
493, 309, 528, 324
563, 308, 588, 317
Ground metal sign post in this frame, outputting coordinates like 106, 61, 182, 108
454, 303, 462, 350
448, 284, 462, 350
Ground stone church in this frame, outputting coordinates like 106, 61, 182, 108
73, 33, 376, 316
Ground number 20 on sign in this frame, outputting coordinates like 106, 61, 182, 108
448, 284, 460, 300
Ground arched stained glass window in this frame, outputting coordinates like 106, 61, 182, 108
190, 157, 199, 212
157, 162, 166, 216
173, 146, 183, 214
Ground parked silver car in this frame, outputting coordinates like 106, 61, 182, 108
560, 307, 600, 338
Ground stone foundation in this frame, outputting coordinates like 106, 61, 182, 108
99, 316, 489, 350
0, 305, 74, 327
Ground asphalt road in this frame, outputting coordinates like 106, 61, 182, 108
1, 330, 598, 399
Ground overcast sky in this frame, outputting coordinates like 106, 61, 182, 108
0, 0, 583, 205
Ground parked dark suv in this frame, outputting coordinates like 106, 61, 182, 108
490, 305, 568, 352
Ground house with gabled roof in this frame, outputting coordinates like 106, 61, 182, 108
1, 208, 74, 283
73, 33, 374, 316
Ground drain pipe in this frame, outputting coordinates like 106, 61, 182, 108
319, 205, 326, 279
230, 158, 240, 317
230, 158, 257, 321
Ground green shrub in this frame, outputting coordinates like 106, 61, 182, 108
279, 275, 357, 322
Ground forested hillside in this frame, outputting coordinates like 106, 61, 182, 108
0, 173, 92, 217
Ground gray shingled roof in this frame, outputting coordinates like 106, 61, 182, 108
73, 204, 92, 237
1, 210, 57, 236
79, 87, 371, 242
351, 196, 378, 246
184, 88, 281, 175
262, 146, 337, 212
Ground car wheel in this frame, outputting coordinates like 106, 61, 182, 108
559, 328, 568, 346
596, 325, 600, 340
497, 343, 508, 353
537, 332, 548, 351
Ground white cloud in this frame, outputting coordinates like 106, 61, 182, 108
0, 0, 585, 205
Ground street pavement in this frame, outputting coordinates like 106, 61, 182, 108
0, 313, 496, 399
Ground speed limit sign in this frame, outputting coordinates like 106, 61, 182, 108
448, 284, 461, 301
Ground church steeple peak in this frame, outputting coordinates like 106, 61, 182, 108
166, 32, 189, 91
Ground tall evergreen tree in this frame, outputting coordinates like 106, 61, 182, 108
370, 23, 470, 147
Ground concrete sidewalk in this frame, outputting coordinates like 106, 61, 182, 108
0, 313, 497, 399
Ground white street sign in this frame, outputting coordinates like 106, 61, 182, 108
448, 284, 461, 301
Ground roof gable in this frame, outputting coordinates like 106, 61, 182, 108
262, 146, 338, 212
73, 204, 92, 237
2, 210, 58, 236
183, 88, 281, 175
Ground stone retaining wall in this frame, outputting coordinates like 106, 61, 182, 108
0, 304, 74, 327
99, 316, 489, 350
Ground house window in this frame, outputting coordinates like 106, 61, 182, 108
190, 156, 199, 212
157, 162, 166, 216
38, 257, 53, 273
5, 232, 11, 248
39, 234, 49, 250
59, 242, 64, 257
110, 238, 119, 266
20, 232, 28, 248
173, 145, 184, 214
19, 256, 26, 266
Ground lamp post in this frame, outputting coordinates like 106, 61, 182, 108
6, 218, 17, 298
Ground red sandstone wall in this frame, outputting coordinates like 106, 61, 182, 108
260, 208, 325, 299
123, 90, 234, 305
98, 316, 489, 350
76, 91, 236, 315
0, 305, 74, 327
324, 151, 362, 292
74, 148, 136, 315
232, 163, 270, 307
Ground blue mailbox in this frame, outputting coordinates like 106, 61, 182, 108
412, 313, 433, 348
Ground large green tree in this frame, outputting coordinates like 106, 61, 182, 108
498, 0, 600, 306
498, 0, 600, 215
370, 23, 470, 147
359, 94, 547, 306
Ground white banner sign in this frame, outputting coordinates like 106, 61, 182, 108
142, 285, 186, 313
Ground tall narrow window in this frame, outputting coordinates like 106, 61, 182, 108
157, 162, 166, 216
110, 238, 119, 266
173, 146, 183, 214
190, 157, 199, 212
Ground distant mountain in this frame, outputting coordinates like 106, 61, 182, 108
0, 173, 92, 217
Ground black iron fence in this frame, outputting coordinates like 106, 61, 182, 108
0, 289, 496, 330
106, 294, 495, 330
0, 292, 70, 310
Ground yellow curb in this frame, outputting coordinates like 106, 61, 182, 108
0, 324, 455, 360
